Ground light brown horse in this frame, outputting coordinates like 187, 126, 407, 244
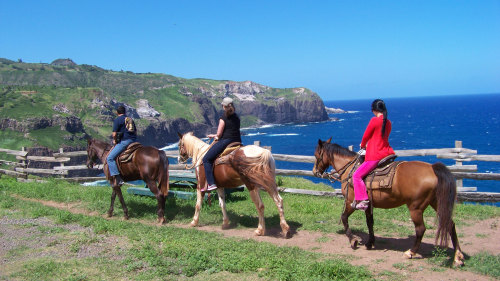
86, 138, 170, 224
177, 132, 290, 238
312, 138, 464, 266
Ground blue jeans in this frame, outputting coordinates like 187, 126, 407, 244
202, 138, 234, 186
107, 139, 134, 176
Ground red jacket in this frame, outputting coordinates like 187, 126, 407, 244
361, 115, 395, 161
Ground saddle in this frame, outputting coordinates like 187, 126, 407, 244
353, 154, 402, 190
118, 142, 143, 163
214, 142, 242, 166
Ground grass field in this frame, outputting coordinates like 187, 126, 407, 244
0, 176, 499, 280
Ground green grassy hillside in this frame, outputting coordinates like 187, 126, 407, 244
0, 58, 326, 150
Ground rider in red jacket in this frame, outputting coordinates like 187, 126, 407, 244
352, 99, 395, 210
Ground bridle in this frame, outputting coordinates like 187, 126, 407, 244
316, 147, 361, 184
87, 141, 111, 168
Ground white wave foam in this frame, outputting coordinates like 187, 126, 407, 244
266, 133, 299, 137
160, 143, 179, 150
245, 132, 267, 137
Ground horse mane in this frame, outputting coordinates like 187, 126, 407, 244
89, 138, 111, 150
324, 143, 357, 159
182, 132, 210, 167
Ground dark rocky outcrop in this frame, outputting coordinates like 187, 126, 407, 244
51, 58, 77, 66
0, 116, 84, 133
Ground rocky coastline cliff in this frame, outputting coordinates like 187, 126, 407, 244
0, 58, 329, 149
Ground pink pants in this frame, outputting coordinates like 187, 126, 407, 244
353, 160, 379, 201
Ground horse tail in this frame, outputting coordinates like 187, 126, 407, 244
236, 147, 275, 188
432, 162, 456, 247
158, 150, 170, 196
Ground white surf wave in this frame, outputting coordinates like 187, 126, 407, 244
266, 133, 299, 137
160, 143, 179, 150
245, 132, 267, 137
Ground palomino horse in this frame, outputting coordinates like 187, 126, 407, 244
312, 138, 464, 266
177, 132, 290, 238
86, 138, 170, 224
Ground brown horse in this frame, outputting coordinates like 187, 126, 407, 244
86, 138, 170, 224
177, 132, 290, 238
312, 138, 464, 266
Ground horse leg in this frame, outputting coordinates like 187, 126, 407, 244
404, 208, 425, 259
431, 202, 464, 266
449, 220, 464, 266
248, 188, 266, 236
216, 188, 230, 229
265, 185, 290, 238
145, 179, 166, 225
115, 187, 129, 220
190, 185, 204, 227
107, 188, 117, 217
365, 209, 375, 249
342, 203, 358, 249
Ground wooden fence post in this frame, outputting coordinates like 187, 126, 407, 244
455, 140, 463, 190
58, 147, 65, 179
19, 147, 28, 180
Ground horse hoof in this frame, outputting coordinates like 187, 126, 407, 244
404, 250, 415, 259
453, 259, 464, 267
350, 239, 358, 249
221, 223, 230, 230
190, 221, 198, 227
158, 218, 166, 225
107, 212, 113, 218
282, 230, 291, 239
124, 215, 129, 220
365, 243, 373, 250
254, 229, 265, 236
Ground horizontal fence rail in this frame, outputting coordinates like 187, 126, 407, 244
0, 140, 499, 202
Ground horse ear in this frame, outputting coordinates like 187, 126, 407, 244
87, 138, 92, 144
177, 132, 183, 139
318, 139, 323, 147
326, 137, 332, 143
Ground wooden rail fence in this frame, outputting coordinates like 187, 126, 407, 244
1, 140, 499, 203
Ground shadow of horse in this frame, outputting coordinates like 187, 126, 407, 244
341, 229, 471, 265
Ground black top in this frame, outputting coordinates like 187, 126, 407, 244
220, 113, 241, 142
113, 115, 137, 142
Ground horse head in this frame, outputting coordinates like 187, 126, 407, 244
86, 138, 99, 169
312, 137, 332, 177
177, 132, 190, 164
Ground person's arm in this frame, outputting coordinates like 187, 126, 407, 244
360, 118, 376, 149
208, 119, 225, 140
112, 118, 120, 144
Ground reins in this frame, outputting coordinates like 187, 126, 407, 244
321, 152, 362, 221
182, 137, 218, 170
325, 155, 359, 184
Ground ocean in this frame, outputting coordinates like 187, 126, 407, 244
235, 93, 500, 193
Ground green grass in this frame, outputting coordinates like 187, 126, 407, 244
0, 178, 372, 280
464, 252, 500, 278
1, 176, 499, 279
0, 129, 34, 150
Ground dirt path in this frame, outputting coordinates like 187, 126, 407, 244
9, 195, 500, 280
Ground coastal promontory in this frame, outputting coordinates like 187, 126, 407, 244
0, 58, 328, 149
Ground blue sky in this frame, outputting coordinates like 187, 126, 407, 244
1, 0, 499, 100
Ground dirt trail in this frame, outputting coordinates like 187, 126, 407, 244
10, 195, 500, 280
